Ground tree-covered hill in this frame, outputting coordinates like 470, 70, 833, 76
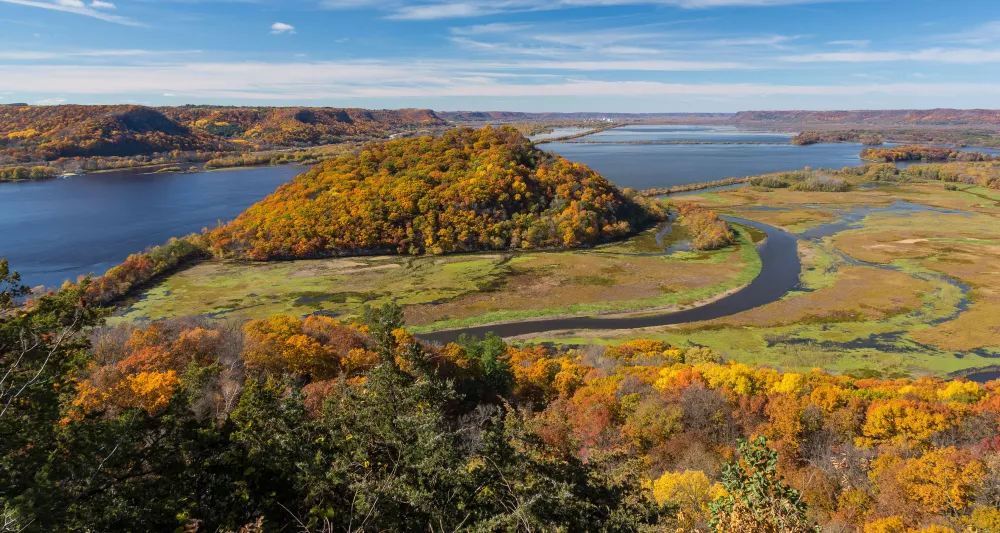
165, 106, 442, 146
208, 126, 664, 260
0, 104, 443, 164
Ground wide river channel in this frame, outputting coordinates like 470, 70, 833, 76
0, 165, 304, 290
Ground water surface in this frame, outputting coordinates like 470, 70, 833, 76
0, 166, 302, 289
581, 125, 792, 144
544, 141, 869, 190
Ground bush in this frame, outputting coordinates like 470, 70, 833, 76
789, 175, 852, 192
748, 175, 790, 188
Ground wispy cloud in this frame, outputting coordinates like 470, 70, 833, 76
0, 0, 139, 25
782, 47, 1000, 64
450, 22, 534, 35
325, 0, 850, 20
4, 59, 995, 101
0, 49, 201, 60
826, 39, 869, 47
936, 20, 1000, 45
449, 20, 803, 62
707, 34, 799, 47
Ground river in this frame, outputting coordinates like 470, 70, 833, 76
0, 165, 304, 289
538, 125, 1000, 190
418, 217, 800, 344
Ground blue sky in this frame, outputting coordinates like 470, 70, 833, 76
1, 0, 999, 111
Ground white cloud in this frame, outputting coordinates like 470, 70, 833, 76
827, 39, 869, 47
90, 0, 115, 8
372, 0, 850, 20
937, 20, 1000, 45
0, 49, 201, 60
390, 2, 495, 20
450, 22, 534, 35
2, 59, 996, 102
707, 35, 799, 47
320, 0, 383, 7
270, 22, 296, 34
783, 48, 1000, 64
0, 0, 138, 25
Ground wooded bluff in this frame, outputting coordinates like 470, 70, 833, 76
208, 126, 664, 259
0, 104, 443, 164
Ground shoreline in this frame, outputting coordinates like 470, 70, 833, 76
0, 158, 312, 183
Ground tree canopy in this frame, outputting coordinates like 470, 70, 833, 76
208, 126, 662, 259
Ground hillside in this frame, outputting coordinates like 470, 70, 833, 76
0, 104, 443, 164
208, 126, 661, 260
438, 109, 1000, 128
162, 106, 442, 146
0, 105, 223, 162
735, 108, 1000, 126
438, 110, 732, 122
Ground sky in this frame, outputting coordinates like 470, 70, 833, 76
1, 0, 1000, 112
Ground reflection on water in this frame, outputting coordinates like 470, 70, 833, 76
0, 165, 303, 289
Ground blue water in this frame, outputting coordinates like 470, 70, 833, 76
0, 165, 303, 289
580, 124, 793, 144
543, 125, 1000, 190
544, 141, 869, 190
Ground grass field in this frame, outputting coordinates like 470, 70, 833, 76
518, 181, 1000, 378
118, 221, 762, 330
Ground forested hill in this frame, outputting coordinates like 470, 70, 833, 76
208, 126, 662, 260
734, 108, 1000, 126
0, 104, 443, 163
439, 110, 731, 121
439, 108, 1000, 127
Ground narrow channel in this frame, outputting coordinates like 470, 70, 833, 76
417, 217, 801, 344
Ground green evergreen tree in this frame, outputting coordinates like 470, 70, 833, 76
709, 436, 819, 533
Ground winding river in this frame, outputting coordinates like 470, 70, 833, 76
418, 217, 801, 344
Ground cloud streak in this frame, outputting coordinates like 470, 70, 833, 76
324, 0, 850, 19
783, 47, 1000, 64
2, 60, 997, 102
0, 0, 139, 25
0, 49, 202, 60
